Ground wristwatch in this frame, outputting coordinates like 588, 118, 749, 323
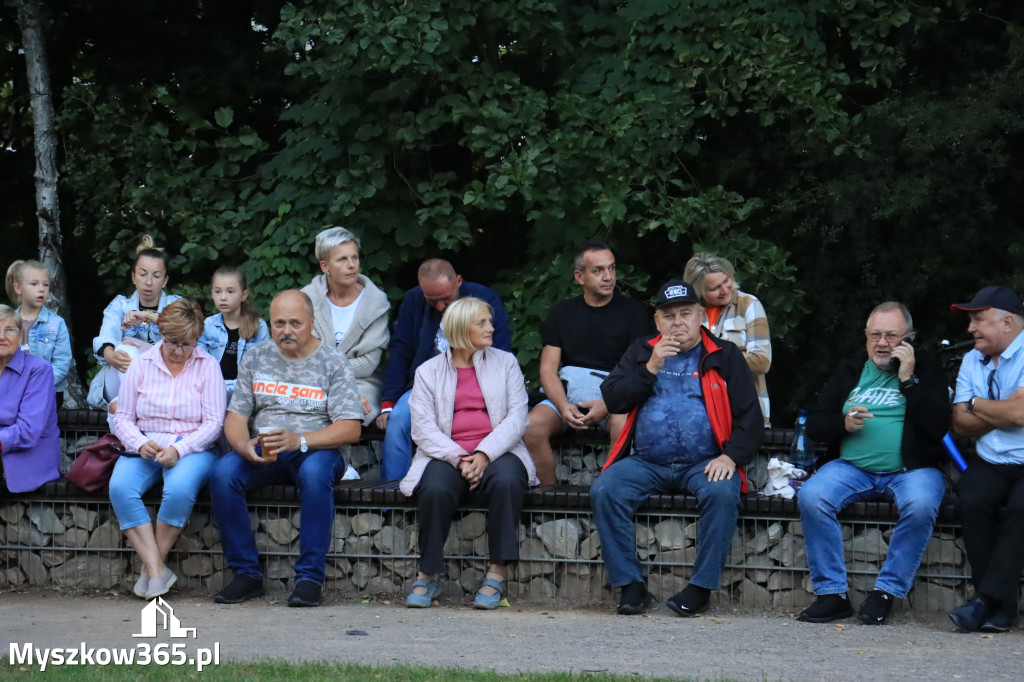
899, 375, 919, 391
967, 397, 977, 413
299, 434, 308, 453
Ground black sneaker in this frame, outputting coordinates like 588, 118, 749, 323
797, 593, 853, 623
665, 584, 711, 617
214, 574, 265, 604
616, 582, 652, 615
287, 580, 323, 607
858, 590, 894, 625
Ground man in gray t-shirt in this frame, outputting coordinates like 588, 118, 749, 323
210, 290, 362, 608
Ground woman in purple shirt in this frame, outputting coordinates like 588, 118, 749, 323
0, 305, 61, 493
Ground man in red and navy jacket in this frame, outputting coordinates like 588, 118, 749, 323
591, 279, 762, 617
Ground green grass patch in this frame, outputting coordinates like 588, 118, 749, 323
0, 660, 704, 681
0, 659, 712, 679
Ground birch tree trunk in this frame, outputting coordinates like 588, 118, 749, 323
13, 0, 86, 407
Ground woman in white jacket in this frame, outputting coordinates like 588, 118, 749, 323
301, 227, 390, 425
401, 297, 538, 610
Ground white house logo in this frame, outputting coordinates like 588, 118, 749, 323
134, 597, 197, 639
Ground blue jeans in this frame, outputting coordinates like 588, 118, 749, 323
381, 390, 413, 480
591, 456, 741, 590
798, 459, 945, 598
109, 449, 218, 530
209, 448, 346, 585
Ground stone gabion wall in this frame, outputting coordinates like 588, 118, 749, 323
0, 497, 979, 612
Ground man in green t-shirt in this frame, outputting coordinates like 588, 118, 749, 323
796, 302, 949, 625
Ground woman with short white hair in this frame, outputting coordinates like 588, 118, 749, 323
401, 297, 538, 610
301, 226, 390, 425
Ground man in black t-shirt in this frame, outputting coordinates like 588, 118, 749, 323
523, 240, 652, 484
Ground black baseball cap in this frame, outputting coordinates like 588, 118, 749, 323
652, 279, 701, 309
951, 286, 1024, 316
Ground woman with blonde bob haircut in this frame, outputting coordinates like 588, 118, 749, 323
400, 297, 538, 610
109, 298, 226, 600
684, 252, 773, 425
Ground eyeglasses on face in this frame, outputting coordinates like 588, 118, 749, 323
164, 341, 197, 352
865, 331, 906, 343
0, 327, 20, 337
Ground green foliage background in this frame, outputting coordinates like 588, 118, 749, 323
3, 0, 1023, 419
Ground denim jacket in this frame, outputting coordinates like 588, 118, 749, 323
87, 291, 181, 409
198, 313, 270, 388
16, 305, 73, 392
91, 291, 181, 362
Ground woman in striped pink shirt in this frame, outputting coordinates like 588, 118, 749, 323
110, 298, 226, 599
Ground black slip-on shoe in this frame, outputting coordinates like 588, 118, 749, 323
214, 574, 266, 605
665, 585, 711, 617
616, 582, 652, 615
858, 590, 895, 625
287, 580, 323, 607
797, 593, 853, 623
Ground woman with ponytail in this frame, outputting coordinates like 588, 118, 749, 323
87, 235, 181, 411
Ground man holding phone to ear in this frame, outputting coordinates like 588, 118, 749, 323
797, 302, 949, 625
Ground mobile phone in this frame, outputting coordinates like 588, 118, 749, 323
889, 335, 916, 370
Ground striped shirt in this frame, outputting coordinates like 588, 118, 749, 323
112, 341, 226, 456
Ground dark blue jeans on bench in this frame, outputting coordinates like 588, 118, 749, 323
591, 456, 741, 590
209, 448, 346, 586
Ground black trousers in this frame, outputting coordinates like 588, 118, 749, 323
415, 454, 528, 574
955, 457, 1024, 605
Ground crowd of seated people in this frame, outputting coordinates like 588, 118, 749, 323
4, 235, 1024, 633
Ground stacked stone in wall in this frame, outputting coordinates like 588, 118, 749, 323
1, 499, 984, 612
0, 501, 125, 590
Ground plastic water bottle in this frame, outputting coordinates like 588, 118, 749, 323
790, 410, 815, 473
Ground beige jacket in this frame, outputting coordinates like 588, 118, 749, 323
302, 273, 390, 421
400, 347, 538, 496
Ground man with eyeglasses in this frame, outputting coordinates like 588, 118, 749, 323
209, 290, 362, 608
948, 286, 1024, 633
796, 302, 949, 625
591, 280, 762, 617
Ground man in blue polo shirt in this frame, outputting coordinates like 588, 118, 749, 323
949, 286, 1024, 633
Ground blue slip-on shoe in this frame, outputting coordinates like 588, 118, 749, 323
406, 579, 442, 608
473, 578, 507, 610
949, 597, 989, 632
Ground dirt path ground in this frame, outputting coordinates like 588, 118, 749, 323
1, 590, 1022, 680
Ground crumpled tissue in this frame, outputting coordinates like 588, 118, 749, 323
761, 457, 809, 499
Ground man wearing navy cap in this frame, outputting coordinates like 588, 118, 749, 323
949, 285, 1024, 633
591, 279, 762, 617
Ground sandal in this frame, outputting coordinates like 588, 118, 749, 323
406, 578, 442, 608
473, 577, 507, 610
